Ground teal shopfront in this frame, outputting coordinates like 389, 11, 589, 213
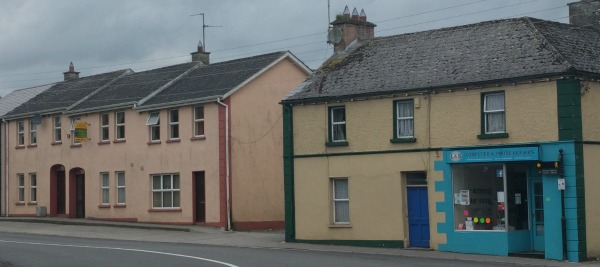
434, 142, 583, 261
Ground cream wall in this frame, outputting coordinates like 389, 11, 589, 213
230, 58, 308, 223
583, 144, 600, 258
7, 103, 221, 223
581, 82, 600, 141
291, 81, 558, 244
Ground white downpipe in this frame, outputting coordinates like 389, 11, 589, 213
217, 98, 231, 231
3, 119, 8, 217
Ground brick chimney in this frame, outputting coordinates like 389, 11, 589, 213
191, 41, 210, 65
63, 62, 80, 81
330, 6, 376, 52
568, 0, 600, 30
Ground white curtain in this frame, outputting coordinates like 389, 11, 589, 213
334, 179, 349, 223
398, 101, 414, 137
485, 94, 505, 133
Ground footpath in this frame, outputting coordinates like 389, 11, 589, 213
0, 217, 598, 266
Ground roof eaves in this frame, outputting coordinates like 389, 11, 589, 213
135, 95, 220, 112
2, 107, 65, 121
67, 69, 134, 111
137, 62, 204, 107
66, 101, 137, 116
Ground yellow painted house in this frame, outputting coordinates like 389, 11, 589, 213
282, 2, 600, 262
2, 46, 311, 230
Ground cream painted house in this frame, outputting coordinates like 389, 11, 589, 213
282, 2, 600, 262
3, 46, 310, 230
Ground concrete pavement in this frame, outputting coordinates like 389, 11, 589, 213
0, 217, 598, 266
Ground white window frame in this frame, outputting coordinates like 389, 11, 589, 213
483, 92, 506, 134
151, 174, 180, 208
100, 172, 110, 205
17, 120, 25, 146
29, 120, 37, 145
396, 100, 414, 138
193, 106, 205, 137
116, 171, 126, 205
146, 112, 160, 142
17, 174, 25, 203
53, 115, 62, 143
100, 113, 110, 142
70, 117, 81, 145
330, 107, 346, 142
332, 178, 350, 224
29, 173, 37, 202
168, 109, 179, 140
115, 111, 125, 140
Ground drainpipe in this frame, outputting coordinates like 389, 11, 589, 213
3, 118, 8, 217
217, 98, 231, 231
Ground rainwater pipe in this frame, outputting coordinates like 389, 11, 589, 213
3, 118, 8, 217
217, 98, 232, 231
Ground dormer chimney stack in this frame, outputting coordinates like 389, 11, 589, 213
63, 62, 80, 81
191, 41, 210, 65
330, 6, 377, 52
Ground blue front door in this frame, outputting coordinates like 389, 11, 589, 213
408, 187, 430, 247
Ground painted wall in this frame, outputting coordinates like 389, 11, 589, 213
7, 104, 221, 224
583, 144, 600, 258
229, 58, 308, 228
293, 82, 558, 156
581, 82, 600, 141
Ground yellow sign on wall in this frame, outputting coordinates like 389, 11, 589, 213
74, 121, 89, 142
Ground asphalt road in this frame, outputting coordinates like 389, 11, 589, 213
0, 232, 527, 267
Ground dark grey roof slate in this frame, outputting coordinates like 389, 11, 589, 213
70, 62, 198, 112
284, 17, 600, 102
5, 69, 130, 117
139, 51, 287, 107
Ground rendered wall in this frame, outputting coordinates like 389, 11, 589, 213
229, 58, 308, 229
583, 144, 600, 259
7, 103, 221, 224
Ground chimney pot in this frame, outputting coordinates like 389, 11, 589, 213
359, 9, 367, 21
343, 6, 350, 18
352, 8, 359, 20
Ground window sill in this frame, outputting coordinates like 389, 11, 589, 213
147, 141, 161, 145
477, 133, 509, 139
190, 136, 206, 141
70, 144, 82, 148
27, 144, 37, 148
325, 141, 349, 147
166, 139, 180, 143
27, 202, 37, 205
113, 204, 126, 208
97, 141, 110, 145
15, 202, 25, 206
329, 223, 352, 228
15, 146, 25, 149
390, 138, 416, 143
113, 139, 126, 143
51, 141, 62, 146
98, 204, 111, 209
148, 208, 182, 212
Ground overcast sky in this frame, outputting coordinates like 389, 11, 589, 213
0, 0, 575, 96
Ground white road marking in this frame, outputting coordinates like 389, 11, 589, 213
0, 239, 239, 267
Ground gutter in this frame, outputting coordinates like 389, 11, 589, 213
216, 98, 232, 231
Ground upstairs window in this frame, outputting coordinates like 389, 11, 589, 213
395, 100, 414, 139
328, 106, 346, 143
100, 113, 109, 142
169, 109, 179, 140
115, 111, 125, 140
29, 120, 37, 145
146, 112, 160, 142
193, 106, 205, 137
483, 92, 505, 134
17, 120, 25, 146
70, 117, 81, 145
53, 116, 62, 143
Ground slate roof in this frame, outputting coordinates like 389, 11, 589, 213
69, 62, 198, 113
284, 17, 600, 103
138, 51, 288, 108
0, 84, 52, 117
4, 69, 131, 118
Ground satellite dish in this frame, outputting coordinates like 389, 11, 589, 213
327, 27, 342, 44
31, 114, 43, 125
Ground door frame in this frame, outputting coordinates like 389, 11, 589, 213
405, 172, 430, 248
530, 176, 545, 252
193, 171, 206, 223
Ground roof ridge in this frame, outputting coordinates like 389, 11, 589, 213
523, 17, 574, 70
67, 69, 135, 111
136, 62, 205, 107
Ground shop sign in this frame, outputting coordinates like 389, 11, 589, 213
447, 146, 539, 163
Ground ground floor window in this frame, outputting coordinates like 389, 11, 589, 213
17, 174, 25, 203
116, 172, 125, 204
152, 174, 180, 208
29, 173, 37, 202
453, 163, 528, 231
100, 172, 109, 205
331, 178, 349, 224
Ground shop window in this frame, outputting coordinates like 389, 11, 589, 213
452, 163, 528, 231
